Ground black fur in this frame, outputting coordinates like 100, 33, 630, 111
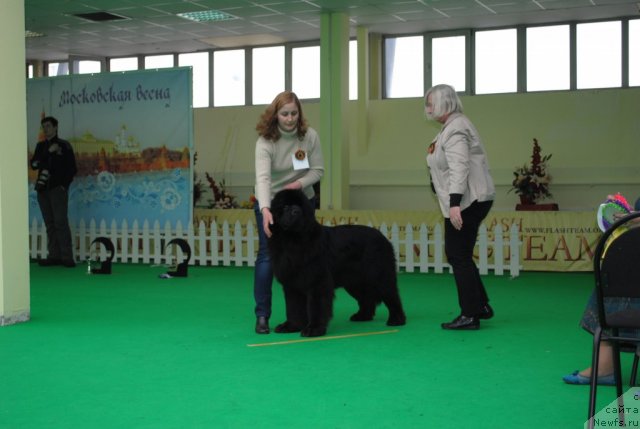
268, 189, 407, 337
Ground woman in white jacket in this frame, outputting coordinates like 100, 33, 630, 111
425, 84, 495, 330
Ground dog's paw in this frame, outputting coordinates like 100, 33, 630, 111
349, 311, 374, 322
386, 314, 407, 326
301, 326, 327, 337
274, 321, 302, 333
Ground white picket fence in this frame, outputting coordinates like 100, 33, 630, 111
29, 218, 521, 276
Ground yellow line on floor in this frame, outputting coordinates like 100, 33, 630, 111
247, 329, 399, 347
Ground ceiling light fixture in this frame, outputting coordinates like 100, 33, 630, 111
177, 10, 237, 22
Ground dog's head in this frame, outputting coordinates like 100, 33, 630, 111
270, 189, 316, 234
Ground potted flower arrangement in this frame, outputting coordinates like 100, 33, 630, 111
205, 173, 239, 209
193, 152, 250, 209
510, 138, 552, 205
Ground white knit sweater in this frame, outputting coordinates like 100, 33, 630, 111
254, 127, 324, 209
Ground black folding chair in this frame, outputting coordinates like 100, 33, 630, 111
621, 343, 639, 386
587, 211, 640, 428
633, 346, 639, 386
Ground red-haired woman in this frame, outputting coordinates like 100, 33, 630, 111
253, 91, 324, 334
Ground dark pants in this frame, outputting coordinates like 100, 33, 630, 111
253, 195, 316, 318
254, 204, 273, 318
444, 200, 493, 316
37, 185, 74, 262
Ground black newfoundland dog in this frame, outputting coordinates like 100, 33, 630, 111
268, 189, 406, 337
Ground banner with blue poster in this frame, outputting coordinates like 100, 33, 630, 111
26, 68, 193, 227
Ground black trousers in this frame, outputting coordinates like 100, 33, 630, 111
444, 200, 493, 316
37, 185, 74, 262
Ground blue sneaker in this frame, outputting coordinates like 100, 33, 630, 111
562, 370, 616, 386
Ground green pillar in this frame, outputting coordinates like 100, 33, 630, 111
0, 0, 30, 326
356, 26, 369, 155
320, 12, 349, 209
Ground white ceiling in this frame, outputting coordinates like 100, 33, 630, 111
25, 0, 640, 62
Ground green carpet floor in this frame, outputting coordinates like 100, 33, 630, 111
0, 264, 637, 429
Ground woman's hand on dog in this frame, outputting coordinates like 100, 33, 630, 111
263, 182, 301, 237
283, 180, 302, 191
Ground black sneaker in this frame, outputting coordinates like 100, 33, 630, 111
441, 315, 480, 330
61, 260, 76, 268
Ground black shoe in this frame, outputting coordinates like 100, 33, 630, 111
38, 258, 61, 266
61, 260, 76, 268
477, 304, 494, 320
255, 316, 270, 334
441, 315, 480, 330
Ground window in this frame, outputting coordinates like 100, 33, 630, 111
144, 54, 174, 69
432, 35, 466, 92
577, 21, 621, 89
384, 36, 423, 98
110, 57, 138, 72
76, 60, 101, 74
252, 46, 285, 105
629, 19, 640, 87
47, 62, 69, 76
475, 29, 517, 94
526, 25, 570, 92
213, 49, 245, 107
292, 46, 320, 99
179, 52, 210, 108
291, 42, 356, 100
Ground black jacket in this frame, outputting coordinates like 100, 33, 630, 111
30, 136, 77, 189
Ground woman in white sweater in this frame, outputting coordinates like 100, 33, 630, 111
253, 91, 324, 334
425, 84, 495, 330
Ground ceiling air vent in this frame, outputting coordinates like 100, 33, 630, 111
72, 12, 129, 22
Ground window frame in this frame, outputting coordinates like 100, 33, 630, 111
44, 61, 70, 77
424, 29, 472, 95
143, 53, 176, 70
250, 44, 286, 106
381, 32, 425, 99
31, 16, 639, 104
108, 56, 141, 72
69, 55, 105, 74
473, 26, 519, 95
179, 51, 212, 108
575, 19, 623, 90
289, 41, 322, 101
523, 23, 571, 93
212, 47, 247, 107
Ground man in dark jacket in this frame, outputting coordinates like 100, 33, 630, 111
30, 116, 77, 267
